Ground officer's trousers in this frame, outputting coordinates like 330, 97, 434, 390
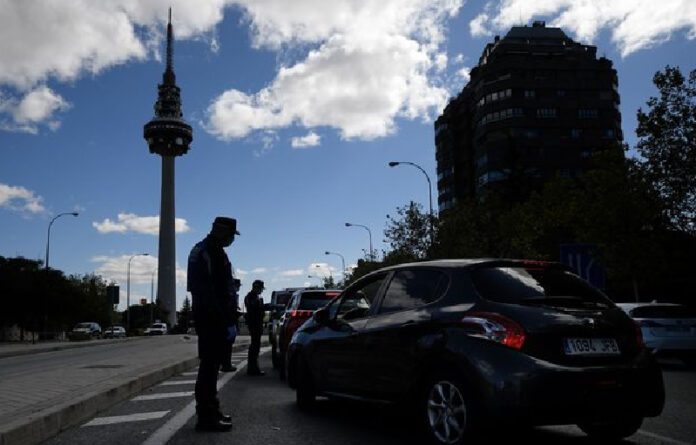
248, 327, 261, 370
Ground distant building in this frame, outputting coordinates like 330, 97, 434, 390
435, 22, 623, 211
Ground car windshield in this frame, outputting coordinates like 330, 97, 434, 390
471, 266, 613, 308
275, 292, 293, 307
630, 305, 696, 319
298, 291, 341, 310
75, 323, 91, 329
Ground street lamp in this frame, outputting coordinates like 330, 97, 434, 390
325, 251, 345, 282
45, 212, 79, 269
345, 222, 373, 261
388, 161, 435, 245
127, 253, 149, 332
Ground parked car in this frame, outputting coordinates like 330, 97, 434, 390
617, 302, 696, 366
287, 259, 665, 443
70, 322, 102, 340
144, 323, 168, 335
268, 288, 303, 368
275, 289, 340, 378
103, 326, 126, 338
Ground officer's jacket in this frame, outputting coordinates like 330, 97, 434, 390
187, 235, 237, 333
244, 291, 265, 331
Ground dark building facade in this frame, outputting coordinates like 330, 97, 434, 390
435, 22, 623, 211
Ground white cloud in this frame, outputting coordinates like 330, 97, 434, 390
280, 269, 305, 277
0, 183, 45, 214
93, 213, 190, 235
91, 254, 166, 285
470, 0, 696, 56
204, 0, 462, 141
457, 67, 471, 82
0, 86, 71, 134
251, 267, 268, 274
291, 131, 321, 148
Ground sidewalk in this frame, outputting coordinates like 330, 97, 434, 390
0, 336, 147, 360
0, 335, 262, 445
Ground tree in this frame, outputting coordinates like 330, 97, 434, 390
636, 65, 696, 234
384, 201, 432, 261
173, 296, 193, 333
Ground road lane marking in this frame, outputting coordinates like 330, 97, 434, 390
638, 430, 693, 445
82, 411, 170, 427
181, 371, 198, 376
160, 380, 196, 386
132, 391, 194, 401
141, 347, 270, 445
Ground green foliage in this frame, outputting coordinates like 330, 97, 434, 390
0, 256, 112, 338
384, 201, 434, 260
636, 65, 696, 234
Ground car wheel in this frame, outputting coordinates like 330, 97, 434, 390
421, 377, 476, 445
295, 356, 315, 410
578, 415, 643, 441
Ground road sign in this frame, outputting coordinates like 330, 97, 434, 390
559, 244, 606, 290
106, 285, 120, 305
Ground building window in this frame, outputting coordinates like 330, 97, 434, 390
571, 129, 582, 139
524, 129, 539, 138
580, 149, 592, 158
578, 109, 598, 119
477, 88, 512, 107
475, 154, 488, 169
603, 129, 615, 138
437, 167, 454, 181
599, 91, 613, 100
524, 90, 535, 99
537, 108, 557, 118
478, 108, 524, 126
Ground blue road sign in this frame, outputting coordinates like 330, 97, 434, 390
559, 244, 606, 290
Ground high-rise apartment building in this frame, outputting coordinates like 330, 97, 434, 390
435, 22, 623, 211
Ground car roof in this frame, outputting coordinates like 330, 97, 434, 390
616, 302, 684, 310
375, 258, 565, 272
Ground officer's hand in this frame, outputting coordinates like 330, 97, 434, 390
227, 326, 237, 342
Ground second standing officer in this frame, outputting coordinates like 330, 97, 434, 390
244, 279, 266, 376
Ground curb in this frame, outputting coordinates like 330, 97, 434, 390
0, 337, 148, 360
0, 340, 262, 445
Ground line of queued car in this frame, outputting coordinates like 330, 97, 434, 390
273, 259, 676, 444
69, 322, 168, 340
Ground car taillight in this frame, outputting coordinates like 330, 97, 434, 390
460, 312, 526, 350
634, 321, 645, 348
289, 310, 313, 318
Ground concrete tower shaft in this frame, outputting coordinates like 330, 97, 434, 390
143, 9, 192, 328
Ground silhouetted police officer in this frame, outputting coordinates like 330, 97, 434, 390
221, 278, 241, 372
187, 217, 239, 432
245, 279, 266, 376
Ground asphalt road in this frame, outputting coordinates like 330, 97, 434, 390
43, 352, 695, 445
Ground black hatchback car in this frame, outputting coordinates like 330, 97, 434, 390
286, 259, 665, 444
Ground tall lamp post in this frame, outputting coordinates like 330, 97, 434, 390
45, 212, 79, 269
325, 251, 345, 283
345, 222, 373, 261
388, 161, 434, 245
127, 253, 149, 332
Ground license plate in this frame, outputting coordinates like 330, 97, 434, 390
564, 338, 620, 356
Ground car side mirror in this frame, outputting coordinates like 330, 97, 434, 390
313, 307, 330, 325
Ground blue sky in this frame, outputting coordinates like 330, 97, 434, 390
1, 0, 695, 310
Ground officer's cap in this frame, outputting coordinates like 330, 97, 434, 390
252, 279, 265, 289
213, 217, 240, 235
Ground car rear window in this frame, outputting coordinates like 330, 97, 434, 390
630, 305, 696, 319
274, 292, 293, 306
298, 291, 341, 310
471, 266, 612, 306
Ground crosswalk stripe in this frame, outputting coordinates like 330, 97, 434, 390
82, 411, 170, 427
160, 380, 196, 386
132, 391, 194, 401
180, 372, 198, 376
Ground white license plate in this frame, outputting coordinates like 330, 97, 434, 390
564, 338, 620, 356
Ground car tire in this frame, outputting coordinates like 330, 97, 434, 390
295, 356, 315, 410
578, 415, 643, 441
420, 376, 477, 445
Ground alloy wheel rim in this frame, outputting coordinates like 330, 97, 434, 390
427, 380, 467, 444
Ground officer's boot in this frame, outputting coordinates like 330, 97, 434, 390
247, 360, 265, 376
195, 403, 232, 432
